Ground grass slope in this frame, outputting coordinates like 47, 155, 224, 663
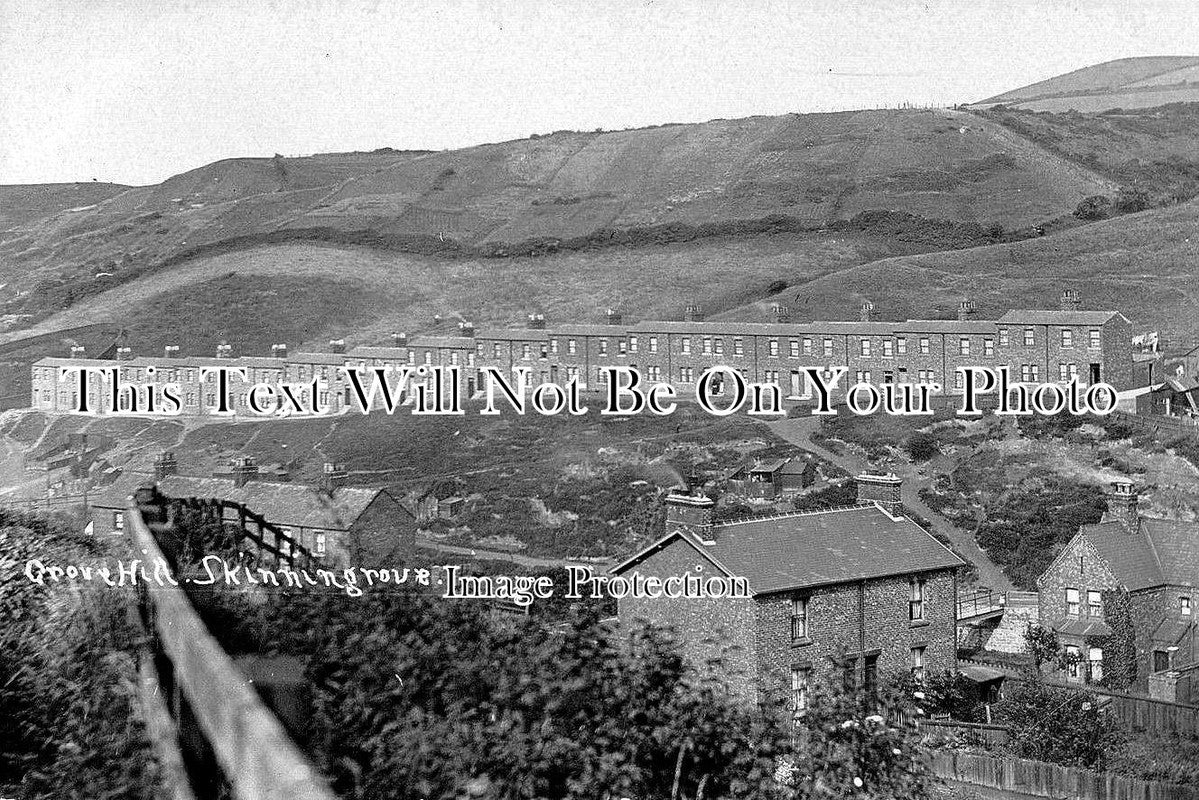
974, 56, 1199, 112
0, 108, 1115, 330
720, 199, 1199, 345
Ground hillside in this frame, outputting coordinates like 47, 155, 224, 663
719, 198, 1199, 347
0, 107, 1118, 333
972, 56, 1199, 112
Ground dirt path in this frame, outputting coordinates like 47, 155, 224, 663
768, 415, 1013, 592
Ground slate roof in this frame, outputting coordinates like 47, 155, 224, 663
615, 503, 964, 595
1152, 618, 1192, 646
156, 475, 391, 532
1076, 517, 1199, 591
997, 310, 1125, 326
1052, 617, 1112, 638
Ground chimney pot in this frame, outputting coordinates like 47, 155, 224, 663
392, 331, 408, 347
664, 491, 716, 538
684, 303, 704, 322
216, 341, 232, 359
605, 308, 623, 326
116, 346, 133, 361
958, 299, 978, 320
231, 456, 258, 488
69, 345, 86, 359
164, 345, 180, 358
154, 451, 178, 480
1061, 289, 1081, 312
771, 303, 791, 324
271, 343, 288, 359
527, 314, 547, 330
860, 301, 875, 323
329, 339, 346, 355
458, 321, 476, 337
320, 462, 349, 492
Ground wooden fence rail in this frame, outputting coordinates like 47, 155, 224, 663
128, 501, 336, 800
929, 750, 1199, 800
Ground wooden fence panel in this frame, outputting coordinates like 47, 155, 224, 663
128, 503, 337, 800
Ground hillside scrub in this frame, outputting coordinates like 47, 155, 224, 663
186, 571, 933, 800
0, 511, 161, 799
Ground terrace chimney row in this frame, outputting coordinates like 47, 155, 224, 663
1107, 480, 1140, 533
855, 472, 903, 518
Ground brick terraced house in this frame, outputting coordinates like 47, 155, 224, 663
29, 290, 1134, 417
1037, 481, 1199, 702
611, 473, 965, 708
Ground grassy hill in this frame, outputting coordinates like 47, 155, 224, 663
718, 198, 1199, 347
0, 107, 1117, 333
972, 56, 1199, 112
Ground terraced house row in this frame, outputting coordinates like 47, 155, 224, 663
29, 290, 1134, 416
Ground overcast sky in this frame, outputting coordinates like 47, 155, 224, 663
2, 0, 1197, 185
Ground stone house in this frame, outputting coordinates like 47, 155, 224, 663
1037, 481, 1199, 701
612, 473, 964, 710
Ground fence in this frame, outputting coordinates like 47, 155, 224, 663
929, 750, 1199, 800
128, 502, 336, 800
917, 719, 1011, 747
1099, 689, 1199, 738
1112, 410, 1199, 440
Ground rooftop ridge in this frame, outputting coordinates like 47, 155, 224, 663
716, 501, 877, 528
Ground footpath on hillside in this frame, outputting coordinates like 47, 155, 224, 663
768, 416, 1014, 593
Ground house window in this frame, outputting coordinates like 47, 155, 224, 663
618, 339, 627, 355
910, 646, 926, 682
598, 340, 608, 356
855, 370, 871, 384
629, 336, 638, 353
1088, 590, 1102, 616
568, 339, 577, 355
714, 338, 724, 356
919, 337, 930, 355
769, 339, 779, 357
315, 533, 326, 557
823, 338, 833, 357
790, 339, 800, 358
791, 667, 810, 716
493, 343, 503, 359
897, 337, 907, 355
1154, 650, 1170, 673
1182, 597, 1192, 616
999, 328, 1009, 346
1061, 329, 1073, 348
681, 337, 691, 355
864, 654, 879, 694
112, 511, 125, 531
649, 337, 658, 353
449, 352, 459, 366
424, 352, 433, 365
1066, 587, 1080, 616
1089, 647, 1104, 682
1024, 328, 1035, 347
647, 366, 661, 381
679, 366, 693, 383
984, 338, 994, 357
802, 337, 812, 355
1066, 645, 1082, 679
733, 338, 744, 357
959, 338, 971, 356
791, 597, 809, 641
860, 339, 871, 357
550, 339, 559, 355
1089, 329, 1101, 350
883, 339, 894, 358
909, 578, 926, 621
521, 344, 531, 361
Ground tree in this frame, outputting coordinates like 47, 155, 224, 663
903, 432, 939, 463
1024, 623, 1062, 672
1073, 194, 1112, 221
781, 675, 931, 800
994, 677, 1120, 769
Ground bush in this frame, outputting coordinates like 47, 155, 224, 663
995, 678, 1120, 769
904, 432, 939, 462
1073, 194, 1112, 221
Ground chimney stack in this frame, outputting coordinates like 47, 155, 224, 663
527, 313, 547, 330
231, 456, 258, 488
271, 343, 288, 359
69, 345, 86, 359
855, 472, 903, 518
1107, 481, 1139, 532
605, 308, 623, 326
958, 299, 978, 321
392, 331, 408, 347
664, 490, 716, 539
216, 341, 232, 359
771, 303, 791, 324
684, 303, 704, 322
116, 346, 133, 361
321, 462, 349, 493
1061, 289, 1081, 312
458, 321, 476, 337
154, 451, 178, 480
163, 345, 180, 359
329, 339, 347, 355
860, 301, 875, 323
